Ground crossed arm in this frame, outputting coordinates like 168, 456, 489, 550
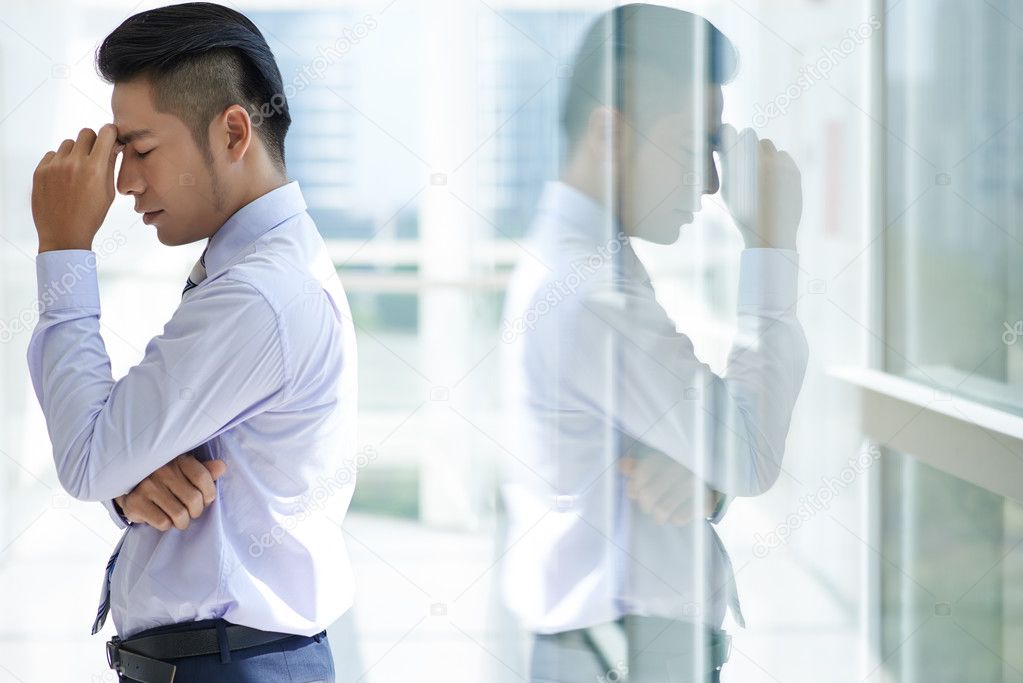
106, 451, 228, 531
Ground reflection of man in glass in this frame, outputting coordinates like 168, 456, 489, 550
498, 4, 808, 682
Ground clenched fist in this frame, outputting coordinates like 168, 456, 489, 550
619, 448, 721, 527
716, 124, 802, 250
115, 452, 228, 532
32, 124, 124, 253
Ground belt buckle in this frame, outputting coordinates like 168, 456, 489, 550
106, 635, 122, 671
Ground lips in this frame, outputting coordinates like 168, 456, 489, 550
141, 210, 163, 225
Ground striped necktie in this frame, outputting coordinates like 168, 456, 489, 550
181, 243, 209, 297
91, 527, 128, 634
91, 245, 213, 635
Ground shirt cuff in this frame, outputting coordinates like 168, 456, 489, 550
35, 249, 100, 313
736, 248, 799, 313
101, 497, 132, 529
708, 493, 733, 524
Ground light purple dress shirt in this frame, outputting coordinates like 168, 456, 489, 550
27, 180, 359, 639
499, 181, 809, 633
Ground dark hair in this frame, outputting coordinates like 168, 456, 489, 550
561, 3, 738, 152
96, 2, 290, 172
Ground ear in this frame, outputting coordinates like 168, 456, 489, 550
216, 104, 253, 163
585, 106, 631, 163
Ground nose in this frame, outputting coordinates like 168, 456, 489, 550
116, 153, 144, 197
702, 151, 720, 195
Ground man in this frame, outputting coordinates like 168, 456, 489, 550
498, 5, 808, 681
27, 3, 355, 681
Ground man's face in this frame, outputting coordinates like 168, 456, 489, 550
111, 78, 226, 246
619, 85, 723, 244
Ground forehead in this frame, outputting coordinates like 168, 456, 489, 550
110, 78, 183, 142
652, 86, 724, 136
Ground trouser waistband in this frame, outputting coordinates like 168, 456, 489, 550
105, 618, 325, 683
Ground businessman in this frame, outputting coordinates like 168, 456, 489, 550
28, 4, 356, 681
498, 5, 809, 681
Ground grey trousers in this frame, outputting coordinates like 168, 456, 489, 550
530, 616, 728, 683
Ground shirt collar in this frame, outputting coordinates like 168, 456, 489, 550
202, 180, 307, 276
535, 180, 617, 243
534, 180, 651, 286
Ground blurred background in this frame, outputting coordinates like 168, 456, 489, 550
0, 0, 1021, 681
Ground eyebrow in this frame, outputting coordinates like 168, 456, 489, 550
115, 128, 155, 145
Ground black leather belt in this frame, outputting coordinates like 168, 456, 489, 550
105, 622, 320, 683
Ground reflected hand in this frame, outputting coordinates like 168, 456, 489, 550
116, 451, 227, 531
619, 449, 721, 526
716, 124, 802, 250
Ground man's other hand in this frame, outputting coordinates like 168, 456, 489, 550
619, 448, 721, 527
115, 452, 227, 531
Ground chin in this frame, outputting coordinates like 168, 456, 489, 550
635, 223, 683, 245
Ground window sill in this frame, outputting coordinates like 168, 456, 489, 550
830, 366, 1023, 501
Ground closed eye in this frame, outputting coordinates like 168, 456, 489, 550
136, 148, 153, 159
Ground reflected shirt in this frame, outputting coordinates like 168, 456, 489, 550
499, 181, 809, 633
27, 180, 359, 639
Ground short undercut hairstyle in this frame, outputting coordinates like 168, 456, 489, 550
562, 3, 738, 153
96, 2, 290, 172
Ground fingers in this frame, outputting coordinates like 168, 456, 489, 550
34, 151, 56, 176
72, 128, 98, 157
129, 478, 192, 531
55, 138, 75, 157
666, 486, 723, 526
92, 123, 122, 166
620, 450, 716, 526
626, 458, 659, 499
123, 452, 227, 532
174, 454, 219, 507
51, 126, 122, 164
634, 461, 689, 514
203, 459, 228, 481
643, 466, 696, 523
122, 495, 175, 531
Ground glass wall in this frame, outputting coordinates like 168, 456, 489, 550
884, 0, 1023, 416
0, 0, 967, 681
883, 0, 1023, 680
